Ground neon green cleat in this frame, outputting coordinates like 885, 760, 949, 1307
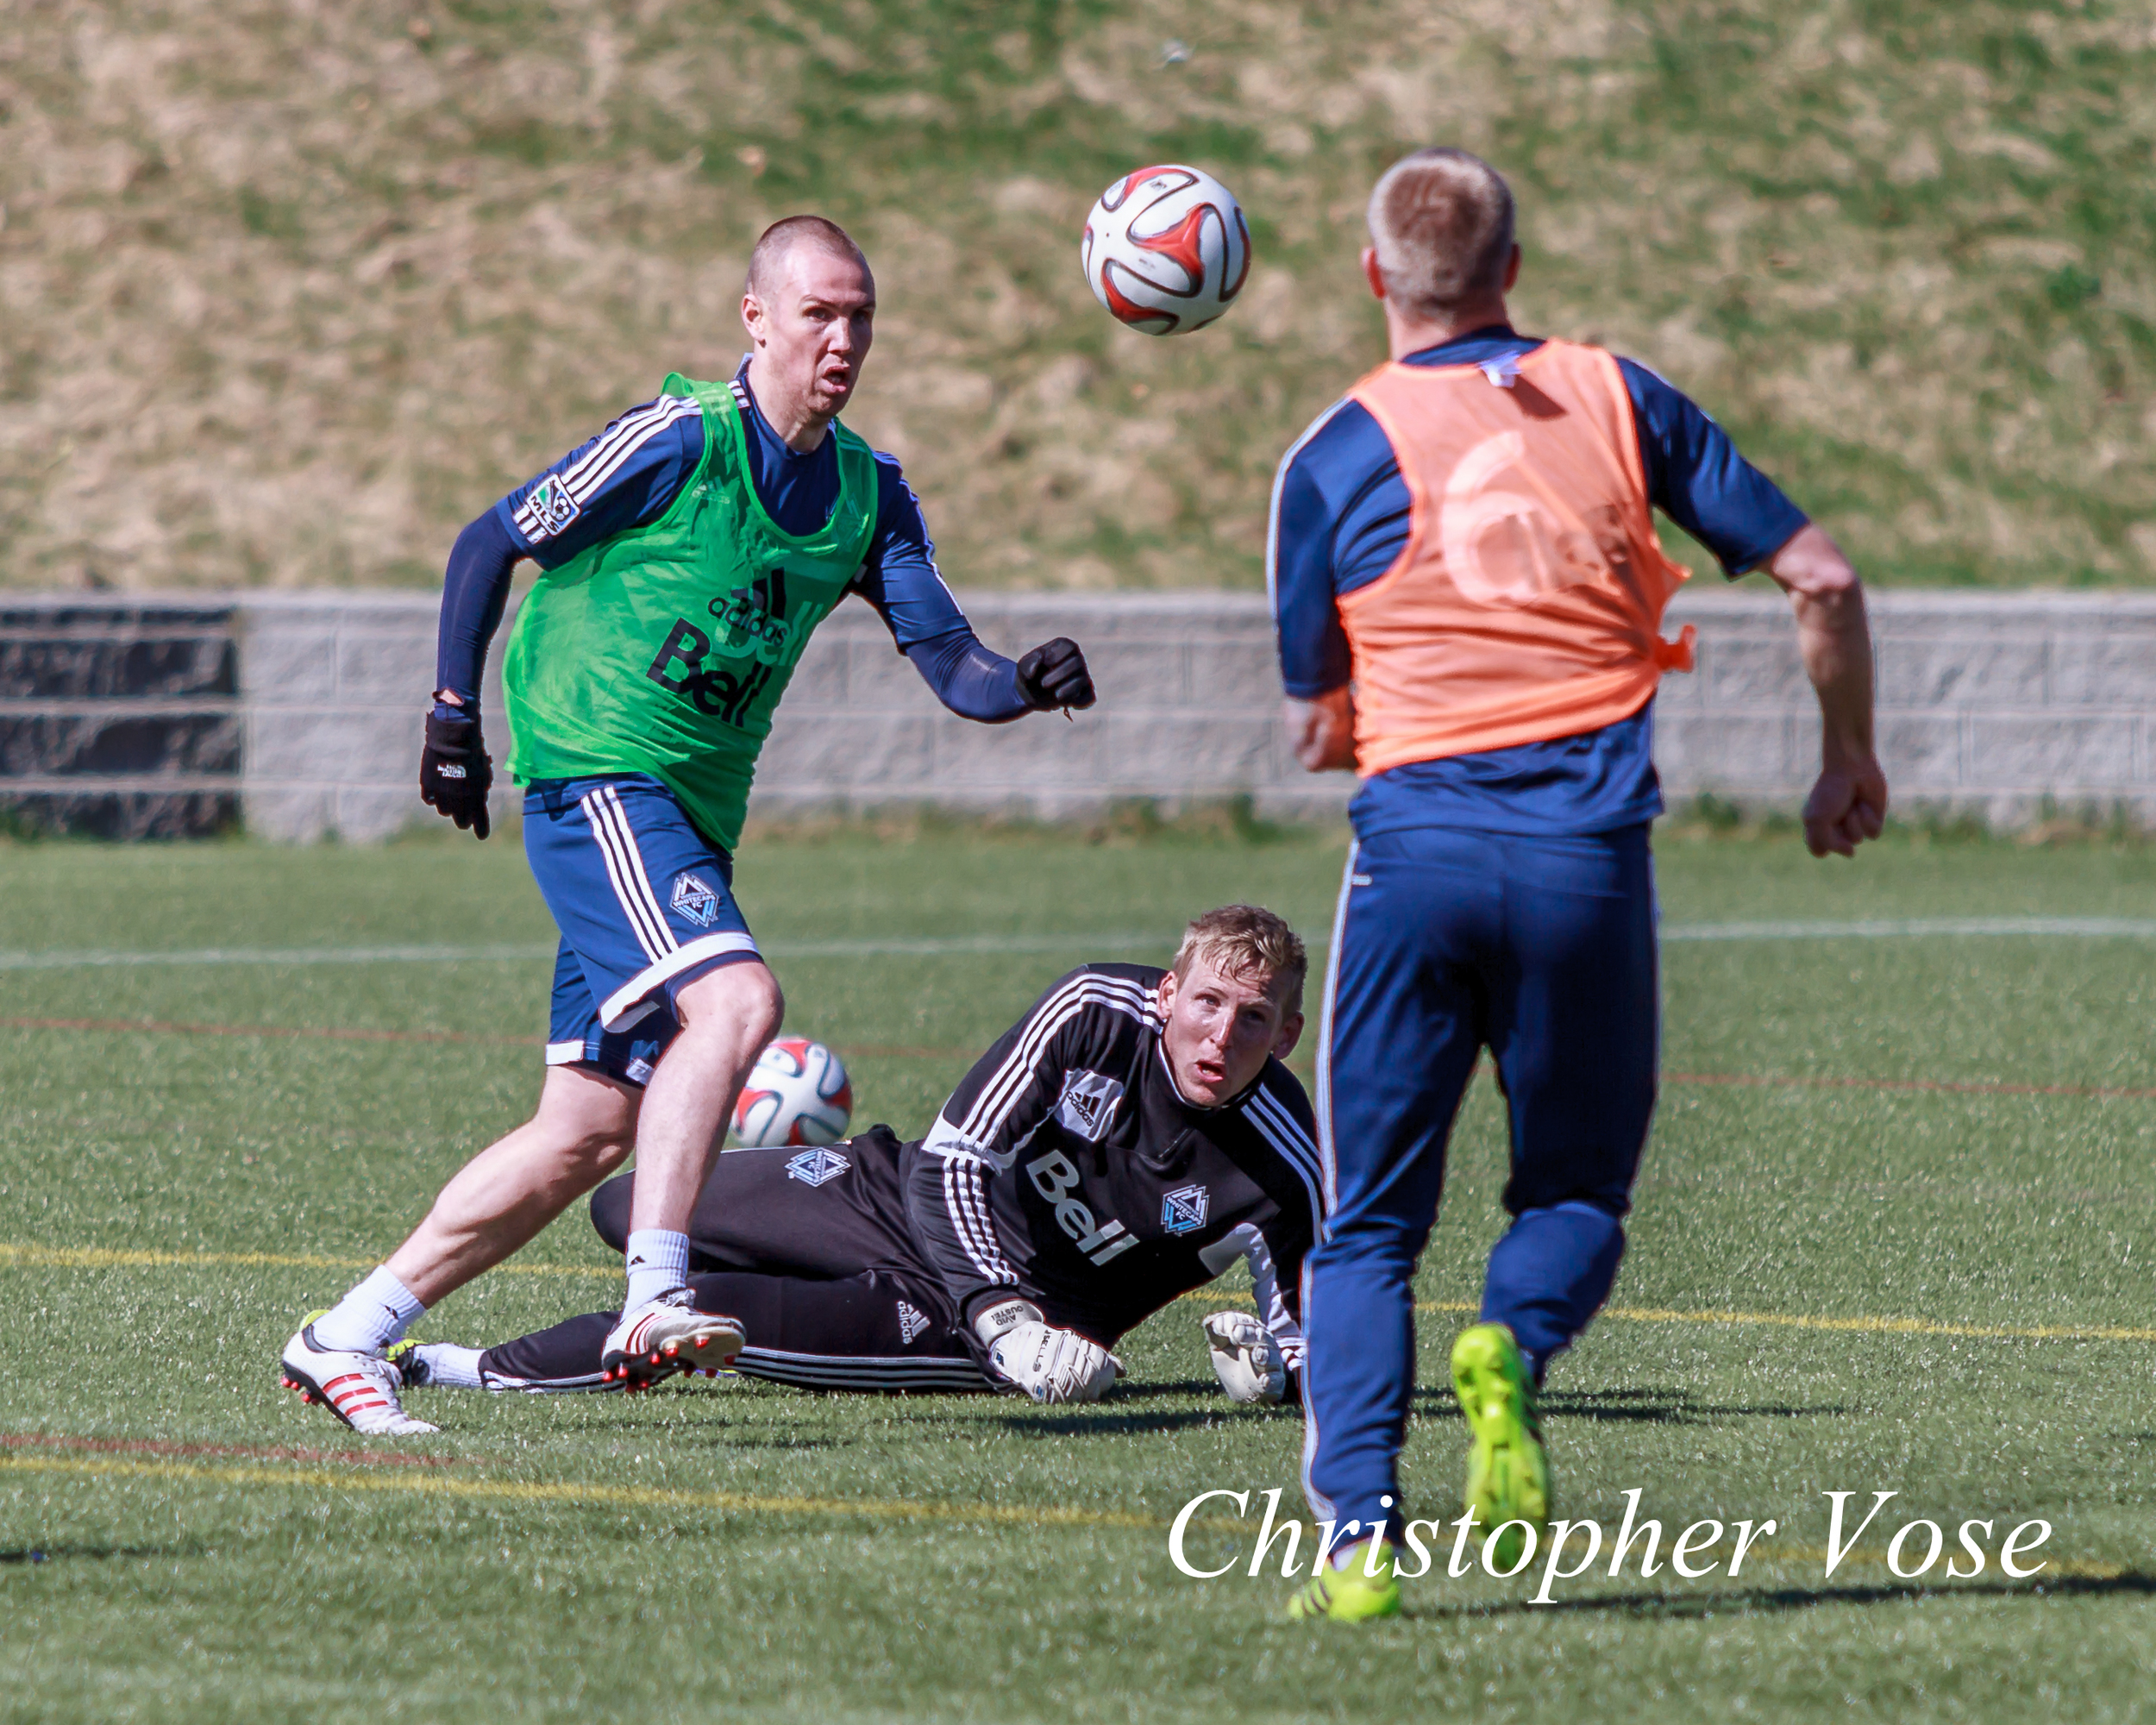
295, 1308, 422, 1385
1287, 1540, 1401, 1622
382, 1336, 422, 1384
1451, 1322, 1549, 1572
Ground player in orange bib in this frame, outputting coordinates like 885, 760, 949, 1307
1271, 149, 1887, 1620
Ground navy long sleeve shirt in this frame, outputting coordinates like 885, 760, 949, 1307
436, 361, 1028, 724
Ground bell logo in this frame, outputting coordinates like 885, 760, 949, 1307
1025, 1147, 1138, 1267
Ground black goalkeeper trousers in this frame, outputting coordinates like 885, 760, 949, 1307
478, 1127, 990, 1395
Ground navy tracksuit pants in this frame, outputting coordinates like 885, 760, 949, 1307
1300, 822, 1659, 1540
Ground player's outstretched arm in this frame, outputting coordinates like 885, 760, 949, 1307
1765, 524, 1887, 857
857, 459, 1093, 719
898, 630, 1096, 720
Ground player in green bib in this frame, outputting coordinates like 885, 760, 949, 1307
281, 217, 1096, 1433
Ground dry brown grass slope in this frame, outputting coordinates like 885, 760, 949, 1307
0, 0, 2151, 593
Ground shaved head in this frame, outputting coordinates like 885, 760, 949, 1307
746, 215, 871, 300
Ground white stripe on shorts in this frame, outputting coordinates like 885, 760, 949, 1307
597, 932, 761, 1032
1313, 840, 1357, 1220
579, 785, 675, 964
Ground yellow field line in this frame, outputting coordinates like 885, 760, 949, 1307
1707, 1544, 2121, 1582
0, 1453, 1161, 1529
1181, 1289, 2156, 1346
1595, 1303, 2156, 1345
0, 1244, 614, 1278
0, 1455, 2122, 1581
9, 1245, 2151, 1346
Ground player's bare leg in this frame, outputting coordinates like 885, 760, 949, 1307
599, 958, 784, 1386
280, 1063, 641, 1433
388, 1064, 642, 1305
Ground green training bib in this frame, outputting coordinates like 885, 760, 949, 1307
501, 375, 878, 852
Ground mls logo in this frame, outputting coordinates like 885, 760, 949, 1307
896, 1300, 930, 1345
1161, 1183, 1209, 1236
527, 474, 580, 536
1054, 1070, 1125, 1143
670, 873, 720, 927
785, 1147, 849, 1189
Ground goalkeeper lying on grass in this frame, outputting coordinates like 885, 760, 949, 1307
390, 906, 1325, 1408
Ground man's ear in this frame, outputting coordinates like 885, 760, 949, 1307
1360, 246, 1386, 302
1272, 1010, 1304, 1061
741, 292, 766, 344
1156, 969, 1180, 1020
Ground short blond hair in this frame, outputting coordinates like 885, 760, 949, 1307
746, 215, 870, 299
1367, 148, 1515, 320
1171, 905, 1307, 1014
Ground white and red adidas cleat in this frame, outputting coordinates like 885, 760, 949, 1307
599, 1289, 744, 1390
279, 1321, 438, 1435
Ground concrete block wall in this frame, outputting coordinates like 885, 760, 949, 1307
0, 599, 242, 837
238, 593, 505, 844
756, 594, 1342, 824
1657, 587, 2156, 827
6, 587, 2156, 839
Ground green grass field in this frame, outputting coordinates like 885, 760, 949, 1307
5, 821, 2156, 1721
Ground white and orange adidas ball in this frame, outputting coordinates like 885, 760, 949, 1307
730, 1038, 853, 1149
1081, 163, 1250, 336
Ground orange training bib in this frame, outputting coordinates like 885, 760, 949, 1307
1339, 340, 1695, 775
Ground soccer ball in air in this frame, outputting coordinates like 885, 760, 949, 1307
730, 1038, 853, 1148
1081, 164, 1250, 336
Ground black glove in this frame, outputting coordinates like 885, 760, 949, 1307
420, 708, 492, 838
1015, 637, 1096, 712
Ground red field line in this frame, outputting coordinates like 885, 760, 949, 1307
1281, 1058, 2156, 1105
0, 1015, 968, 1061
1664, 1070, 2156, 1103
0, 1014, 526, 1048
0, 1432, 469, 1469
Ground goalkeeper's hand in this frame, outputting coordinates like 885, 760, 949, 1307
420, 706, 493, 838
1201, 1310, 1287, 1405
1015, 637, 1096, 712
976, 1299, 1121, 1404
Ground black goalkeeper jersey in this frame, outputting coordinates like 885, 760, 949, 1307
900, 963, 1326, 1371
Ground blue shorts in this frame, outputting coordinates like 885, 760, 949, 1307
523, 773, 761, 1086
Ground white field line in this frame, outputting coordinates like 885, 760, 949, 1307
0, 932, 1170, 970
1659, 916, 2156, 943
2, 918, 2154, 971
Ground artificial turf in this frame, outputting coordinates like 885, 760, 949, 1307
3, 820, 2156, 1722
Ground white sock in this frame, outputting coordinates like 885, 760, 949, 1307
623, 1229, 690, 1308
411, 1344, 486, 1390
310, 1266, 425, 1355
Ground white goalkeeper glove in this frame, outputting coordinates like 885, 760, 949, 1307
1201, 1310, 1287, 1405
975, 1299, 1122, 1405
